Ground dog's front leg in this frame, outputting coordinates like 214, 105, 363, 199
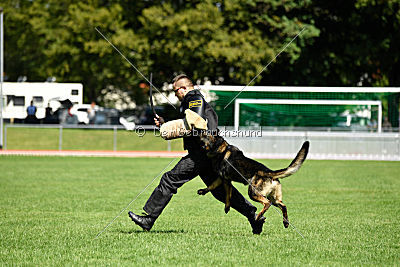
223, 182, 232, 214
197, 178, 223, 195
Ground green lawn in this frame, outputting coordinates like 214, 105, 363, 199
0, 156, 399, 265
4, 127, 184, 151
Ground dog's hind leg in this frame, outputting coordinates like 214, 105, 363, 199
250, 193, 271, 221
272, 184, 289, 228
274, 201, 289, 228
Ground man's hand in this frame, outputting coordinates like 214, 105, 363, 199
154, 115, 165, 127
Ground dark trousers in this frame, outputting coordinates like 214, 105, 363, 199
143, 151, 257, 220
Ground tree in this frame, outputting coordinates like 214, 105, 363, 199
3, 0, 398, 112
132, 0, 318, 87
264, 0, 400, 87
3, 0, 147, 104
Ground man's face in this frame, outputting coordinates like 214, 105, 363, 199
173, 84, 187, 102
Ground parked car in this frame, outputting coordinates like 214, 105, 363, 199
63, 104, 120, 125
93, 108, 120, 125
68, 104, 100, 124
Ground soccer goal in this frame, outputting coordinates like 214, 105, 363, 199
199, 85, 400, 131
234, 99, 382, 132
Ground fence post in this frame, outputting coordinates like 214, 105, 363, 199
113, 126, 117, 152
4, 124, 6, 150
398, 134, 400, 160
59, 125, 63, 151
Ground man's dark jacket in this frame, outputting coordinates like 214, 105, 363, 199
179, 89, 218, 151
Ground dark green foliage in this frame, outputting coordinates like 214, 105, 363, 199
265, 0, 400, 87
2, 0, 399, 105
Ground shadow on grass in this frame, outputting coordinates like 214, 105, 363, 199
117, 229, 185, 234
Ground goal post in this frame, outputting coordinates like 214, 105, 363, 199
199, 85, 399, 130
234, 99, 382, 132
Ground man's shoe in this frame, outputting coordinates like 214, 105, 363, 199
249, 214, 266, 235
128, 211, 155, 231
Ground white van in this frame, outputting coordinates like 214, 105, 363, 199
1, 82, 83, 121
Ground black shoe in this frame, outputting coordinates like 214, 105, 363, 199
249, 214, 266, 235
128, 211, 155, 231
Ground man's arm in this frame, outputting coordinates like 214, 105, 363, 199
186, 94, 206, 119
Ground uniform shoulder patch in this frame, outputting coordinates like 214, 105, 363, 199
189, 99, 202, 108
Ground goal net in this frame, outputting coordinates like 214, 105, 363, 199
200, 86, 400, 132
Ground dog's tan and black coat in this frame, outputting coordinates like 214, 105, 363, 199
198, 134, 309, 228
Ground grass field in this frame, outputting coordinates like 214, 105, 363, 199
4, 127, 184, 151
0, 156, 399, 265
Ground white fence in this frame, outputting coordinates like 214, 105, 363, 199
2, 124, 158, 152
222, 130, 400, 161
2, 124, 400, 161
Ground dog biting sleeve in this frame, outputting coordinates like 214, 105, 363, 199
159, 110, 207, 140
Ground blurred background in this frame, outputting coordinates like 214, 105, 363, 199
0, 0, 399, 159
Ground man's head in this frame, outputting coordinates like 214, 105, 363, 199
172, 74, 194, 101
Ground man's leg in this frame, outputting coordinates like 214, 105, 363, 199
129, 155, 199, 231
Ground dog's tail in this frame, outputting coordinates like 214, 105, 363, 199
269, 141, 309, 180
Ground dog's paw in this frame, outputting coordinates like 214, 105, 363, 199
224, 206, 230, 214
283, 220, 289, 228
197, 189, 208, 195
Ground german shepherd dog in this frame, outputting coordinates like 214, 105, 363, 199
197, 134, 309, 228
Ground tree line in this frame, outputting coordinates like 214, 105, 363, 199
2, 0, 399, 105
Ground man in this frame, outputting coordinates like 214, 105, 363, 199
88, 101, 96, 125
26, 100, 38, 124
128, 74, 265, 234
